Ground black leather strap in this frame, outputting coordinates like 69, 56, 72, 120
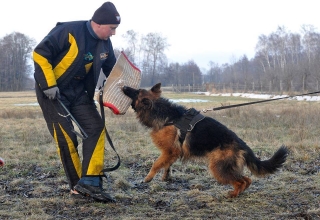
99, 90, 121, 173
174, 108, 205, 143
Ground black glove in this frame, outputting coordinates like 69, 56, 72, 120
43, 87, 60, 100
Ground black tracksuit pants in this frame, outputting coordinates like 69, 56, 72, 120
35, 82, 106, 190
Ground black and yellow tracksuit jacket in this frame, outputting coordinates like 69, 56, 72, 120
33, 20, 116, 189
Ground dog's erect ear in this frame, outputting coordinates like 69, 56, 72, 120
151, 83, 161, 96
141, 98, 153, 109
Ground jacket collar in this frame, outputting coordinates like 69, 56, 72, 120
86, 20, 99, 39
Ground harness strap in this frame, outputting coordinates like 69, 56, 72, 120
99, 90, 121, 174
173, 108, 205, 143
187, 113, 205, 131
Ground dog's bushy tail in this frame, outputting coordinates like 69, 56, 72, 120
246, 145, 288, 177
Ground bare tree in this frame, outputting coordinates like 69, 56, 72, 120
122, 30, 139, 64
140, 33, 169, 85
238, 55, 250, 91
286, 32, 302, 91
164, 62, 181, 85
301, 24, 320, 91
207, 61, 221, 83
0, 32, 36, 91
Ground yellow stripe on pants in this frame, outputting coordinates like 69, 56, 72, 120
54, 124, 82, 178
86, 129, 105, 175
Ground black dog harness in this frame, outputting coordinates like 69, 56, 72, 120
166, 108, 205, 143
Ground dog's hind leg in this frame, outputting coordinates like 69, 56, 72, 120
208, 148, 250, 198
242, 176, 252, 191
228, 176, 252, 198
210, 164, 250, 197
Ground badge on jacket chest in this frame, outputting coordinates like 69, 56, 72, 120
100, 53, 108, 60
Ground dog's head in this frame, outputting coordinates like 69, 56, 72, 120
122, 83, 162, 111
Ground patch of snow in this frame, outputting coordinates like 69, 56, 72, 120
14, 103, 39, 106
170, 99, 210, 103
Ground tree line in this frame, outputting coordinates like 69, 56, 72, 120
210, 25, 320, 93
120, 24, 320, 93
1, 24, 320, 92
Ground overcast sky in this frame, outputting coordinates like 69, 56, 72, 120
1, 0, 319, 70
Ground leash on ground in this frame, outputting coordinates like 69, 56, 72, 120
201, 90, 320, 113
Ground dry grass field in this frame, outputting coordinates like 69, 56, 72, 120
0, 90, 319, 219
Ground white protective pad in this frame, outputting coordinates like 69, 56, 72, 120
101, 51, 141, 115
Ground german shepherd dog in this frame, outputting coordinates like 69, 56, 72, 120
122, 83, 288, 198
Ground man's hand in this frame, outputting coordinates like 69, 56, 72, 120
43, 87, 60, 100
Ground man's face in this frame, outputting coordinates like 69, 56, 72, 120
97, 24, 118, 40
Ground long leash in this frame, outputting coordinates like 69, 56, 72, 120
201, 90, 320, 112
99, 90, 121, 173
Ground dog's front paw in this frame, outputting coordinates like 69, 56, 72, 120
161, 169, 171, 181
161, 175, 172, 182
227, 190, 239, 198
132, 179, 145, 185
144, 176, 153, 183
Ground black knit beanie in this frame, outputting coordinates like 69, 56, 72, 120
92, 2, 121, 25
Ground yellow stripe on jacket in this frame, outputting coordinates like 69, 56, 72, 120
33, 33, 79, 88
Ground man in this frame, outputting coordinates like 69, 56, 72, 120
33, 2, 120, 202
